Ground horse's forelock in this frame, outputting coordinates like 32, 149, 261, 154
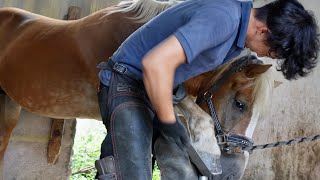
201, 57, 238, 92
244, 66, 273, 138
252, 65, 273, 117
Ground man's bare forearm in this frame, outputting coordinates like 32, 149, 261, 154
143, 59, 176, 123
142, 35, 186, 123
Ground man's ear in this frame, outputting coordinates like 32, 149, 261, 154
257, 26, 269, 37
255, 19, 269, 37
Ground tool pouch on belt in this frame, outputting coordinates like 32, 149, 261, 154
98, 83, 109, 126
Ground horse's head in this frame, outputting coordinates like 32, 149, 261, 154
185, 55, 273, 179
187, 55, 272, 135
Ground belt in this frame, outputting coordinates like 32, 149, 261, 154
97, 59, 141, 81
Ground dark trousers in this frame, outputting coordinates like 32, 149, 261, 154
98, 70, 198, 180
98, 71, 154, 180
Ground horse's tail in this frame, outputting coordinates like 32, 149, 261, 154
107, 0, 180, 23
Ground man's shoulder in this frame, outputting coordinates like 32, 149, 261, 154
201, 0, 240, 8
198, 0, 241, 17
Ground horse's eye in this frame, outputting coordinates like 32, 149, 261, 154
233, 99, 245, 112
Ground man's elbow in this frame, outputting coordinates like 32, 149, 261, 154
142, 56, 156, 80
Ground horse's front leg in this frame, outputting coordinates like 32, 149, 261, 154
154, 133, 198, 180
0, 94, 21, 178
176, 96, 222, 175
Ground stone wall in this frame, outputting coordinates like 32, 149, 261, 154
243, 0, 320, 179
3, 110, 76, 180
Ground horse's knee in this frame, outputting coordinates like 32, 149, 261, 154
154, 136, 198, 180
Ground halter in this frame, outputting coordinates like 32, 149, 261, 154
196, 55, 262, 154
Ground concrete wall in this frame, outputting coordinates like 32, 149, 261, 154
243, 0, 320, 179
3, 110, 76, 180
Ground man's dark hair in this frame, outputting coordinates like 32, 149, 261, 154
255, 0, 320, 80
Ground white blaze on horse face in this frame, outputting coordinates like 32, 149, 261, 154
240, 107, 260, 179
240, 151, 250, 179
245, 107, 260, 138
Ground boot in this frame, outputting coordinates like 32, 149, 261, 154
95, 156, 117, 180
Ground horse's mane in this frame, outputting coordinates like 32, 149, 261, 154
252, 63, 273, 117
103, 0, 179, 23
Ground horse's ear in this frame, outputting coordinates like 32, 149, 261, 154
245, 64, 272, 78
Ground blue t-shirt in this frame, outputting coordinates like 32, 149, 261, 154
99, 0, 252, 86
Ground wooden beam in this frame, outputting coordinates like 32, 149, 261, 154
63, 6, 81, 20
47, 6, 81, 165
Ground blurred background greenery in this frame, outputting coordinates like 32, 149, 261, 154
70, 119, 160, 180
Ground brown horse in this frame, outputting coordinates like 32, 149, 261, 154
0, 0, 273, 178
0, 1, 143, 163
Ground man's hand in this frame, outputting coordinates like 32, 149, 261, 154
157, 115, 190, 150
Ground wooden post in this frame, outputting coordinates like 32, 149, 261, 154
47, 6, 81, 165
63, 6, 81, 20
47, 119, 65, 164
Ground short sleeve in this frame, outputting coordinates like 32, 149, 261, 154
174, 8, 237, 64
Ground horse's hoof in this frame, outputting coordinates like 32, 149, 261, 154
198, 152, 222, 175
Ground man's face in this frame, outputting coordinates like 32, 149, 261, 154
246, 40, 278, 59
245, 9, 278, 59
245, 39, 270, 58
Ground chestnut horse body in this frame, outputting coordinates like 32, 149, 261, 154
0, 5, 141, 120
0, 0, 273, 179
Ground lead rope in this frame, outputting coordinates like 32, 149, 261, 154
246, 134, 320, 152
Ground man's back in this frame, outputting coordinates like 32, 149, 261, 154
99, 0, 251, 86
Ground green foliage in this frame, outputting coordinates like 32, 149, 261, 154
70, 120, 160, 180
70, 122, 106, 180
153, 163, 161, 180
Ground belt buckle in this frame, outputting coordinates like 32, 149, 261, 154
113, 62, 127, 74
